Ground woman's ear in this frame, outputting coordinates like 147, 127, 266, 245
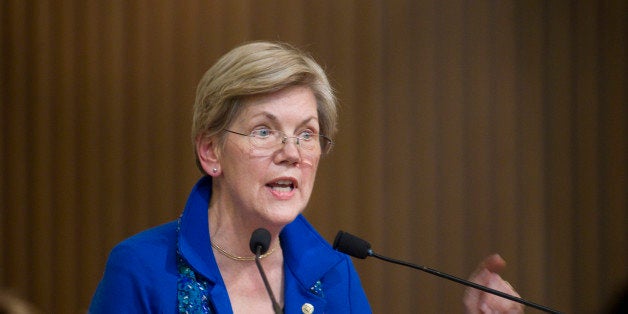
196, 134, 221, 176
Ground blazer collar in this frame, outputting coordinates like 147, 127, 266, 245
281, 215, 344, 290
178, 176, 218, 280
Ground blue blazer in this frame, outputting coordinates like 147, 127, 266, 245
89, 176, 371, 313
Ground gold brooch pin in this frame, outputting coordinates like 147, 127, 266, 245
301, 302, 314, 314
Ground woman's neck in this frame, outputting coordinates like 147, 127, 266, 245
208, 203, 282, 261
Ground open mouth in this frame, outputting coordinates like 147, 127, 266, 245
266, 179, 296, 193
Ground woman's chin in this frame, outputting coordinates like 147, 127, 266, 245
263, 206, 303, 227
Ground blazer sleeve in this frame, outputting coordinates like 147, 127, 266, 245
89, 243, 161, 313
345, 256, 372, 313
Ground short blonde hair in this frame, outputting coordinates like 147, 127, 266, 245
192, 41, 337, 173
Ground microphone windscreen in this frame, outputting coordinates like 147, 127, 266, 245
333, 231, 371, 259
249, 228, 272, 254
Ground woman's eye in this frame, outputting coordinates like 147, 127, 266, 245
253, 129, 272, 138
299, 130, 315, 140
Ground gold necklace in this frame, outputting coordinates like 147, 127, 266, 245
211, 239, 280, 261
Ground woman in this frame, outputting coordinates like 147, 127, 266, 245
90, 41, 522, 313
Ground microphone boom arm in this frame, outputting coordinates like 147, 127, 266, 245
369, 251, 561, 313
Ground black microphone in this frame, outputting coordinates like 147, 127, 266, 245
333, 230, 562, 314
249, 228, 282, 314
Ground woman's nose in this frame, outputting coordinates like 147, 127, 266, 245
276, 137, 302, 163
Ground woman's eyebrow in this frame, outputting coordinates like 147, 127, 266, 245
248, 111, 319, 127
247, 111, 277, 121
299, 116, 319, 126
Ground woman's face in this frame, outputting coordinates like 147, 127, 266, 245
216, 85, 322, 227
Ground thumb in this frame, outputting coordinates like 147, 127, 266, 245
482, 253, 507, 273
470, 254, 507, 280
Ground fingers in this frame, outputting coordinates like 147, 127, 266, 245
465, 272, 524, 314
482, 273, 524, 313
464, 254, 524, 314
464, 269, 493, 313
486, 273, 520, 297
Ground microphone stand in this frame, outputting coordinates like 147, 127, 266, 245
254, 246, 283, 314
370, 251, 562, 314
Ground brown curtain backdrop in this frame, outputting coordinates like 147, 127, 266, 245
1, 1, 626, 313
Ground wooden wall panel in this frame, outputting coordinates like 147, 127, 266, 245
405, 0, 440, 312
544, 1, 577, 311
3, 0, 30, 303
1, 1, 626, 313
463, 0, 492, 268
31, 0, 56, 309
435, 1, 469, 312
491, 0, 520, 290
598, 2, 627, 313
